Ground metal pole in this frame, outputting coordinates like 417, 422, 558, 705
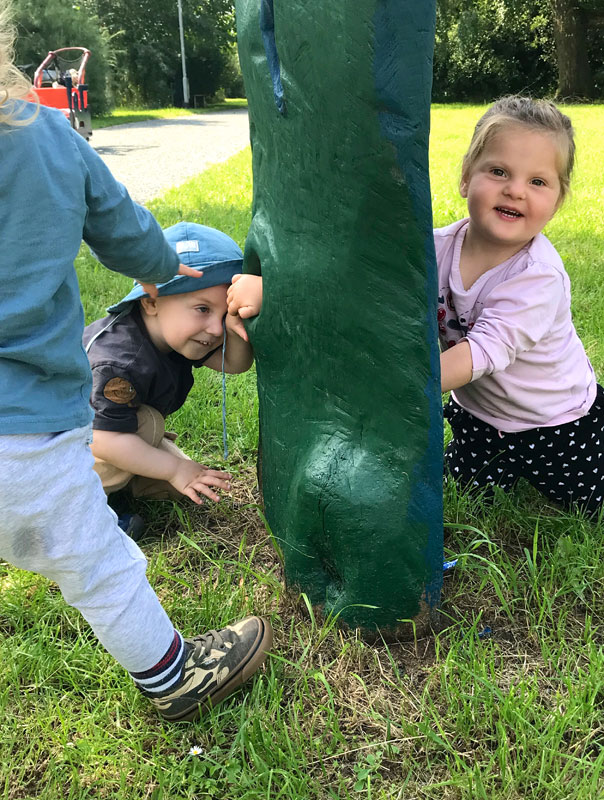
177, 0, 190, 106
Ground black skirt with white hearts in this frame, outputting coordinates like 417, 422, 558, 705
444, 384, 604, 516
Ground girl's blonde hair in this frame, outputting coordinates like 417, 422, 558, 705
461, 96, 575, 202
0, 0, 38, 126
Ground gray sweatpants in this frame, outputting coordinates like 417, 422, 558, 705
0, 425, 175, 672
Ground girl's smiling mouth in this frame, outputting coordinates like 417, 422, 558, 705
495, 206, 524, 219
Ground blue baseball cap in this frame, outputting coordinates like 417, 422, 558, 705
107, 222, 243, 313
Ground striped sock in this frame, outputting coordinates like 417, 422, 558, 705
130, 630, 187, 695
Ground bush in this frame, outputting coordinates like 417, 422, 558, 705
222, 46, 246, 99
84, 0, 237, 108
433, 0, 557, 102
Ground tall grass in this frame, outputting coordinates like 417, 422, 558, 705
1, 105, 603, 799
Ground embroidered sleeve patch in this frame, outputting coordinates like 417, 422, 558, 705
103, 377, 137, 405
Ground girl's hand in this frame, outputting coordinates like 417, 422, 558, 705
140, 263, 203, 299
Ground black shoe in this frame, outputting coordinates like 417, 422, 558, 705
117, 513, 145, 542
143, 616, 273, 721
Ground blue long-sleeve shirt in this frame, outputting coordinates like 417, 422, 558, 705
0, 102, 179, 434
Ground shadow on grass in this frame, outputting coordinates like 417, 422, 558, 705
93, 144, 159, 156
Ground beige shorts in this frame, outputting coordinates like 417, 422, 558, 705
93, 405, 191, 500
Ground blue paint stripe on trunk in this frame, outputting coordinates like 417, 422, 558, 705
259, 0, 286, 114
373, 0, 443, 608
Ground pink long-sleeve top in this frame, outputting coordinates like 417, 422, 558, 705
435, 219, 596, 432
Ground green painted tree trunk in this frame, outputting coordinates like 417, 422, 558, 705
236, 0, 442, 635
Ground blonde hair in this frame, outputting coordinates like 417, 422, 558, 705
461, 96, 575, 203
0, 0, 38, 126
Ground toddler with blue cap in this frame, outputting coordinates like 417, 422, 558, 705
84, 221, 263, 515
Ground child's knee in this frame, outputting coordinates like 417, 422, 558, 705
135, 405, 166, 447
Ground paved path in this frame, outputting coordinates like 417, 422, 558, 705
92, 108, 250, 204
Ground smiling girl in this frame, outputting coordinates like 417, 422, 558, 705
437, 96, 603, 514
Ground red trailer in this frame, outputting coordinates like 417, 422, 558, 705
29, 48, 92, 140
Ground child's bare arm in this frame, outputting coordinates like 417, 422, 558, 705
224, 313, 255, 372
441, 340, 473, 393
91, 430, 231, 504
204, 275, 262, 374
203, 275, 262, 373
202, 313, 255, 374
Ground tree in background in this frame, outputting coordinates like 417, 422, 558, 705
550, 0, 604, 98
433, 0, 556, 101
434, 0, 604, 101
587, 4, 604, 96
82, 0, 240, 107
15, 0, 603, 108
14, 0, 115, 113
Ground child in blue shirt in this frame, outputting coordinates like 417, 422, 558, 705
0, 14, 271, 723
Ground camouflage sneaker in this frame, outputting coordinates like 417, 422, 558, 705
144, 616, 272, 722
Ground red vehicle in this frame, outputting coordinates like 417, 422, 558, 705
29, 47, 92, 140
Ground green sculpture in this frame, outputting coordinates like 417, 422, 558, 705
236, 0, 442, 634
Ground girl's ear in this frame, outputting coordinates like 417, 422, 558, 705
139, 296, 159, 316
459, 177, 468, 198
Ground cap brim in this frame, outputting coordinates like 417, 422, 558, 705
107, 259, 242, 313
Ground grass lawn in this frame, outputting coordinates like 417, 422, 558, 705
92, 99, 248, 129
2, 104, 604, 799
